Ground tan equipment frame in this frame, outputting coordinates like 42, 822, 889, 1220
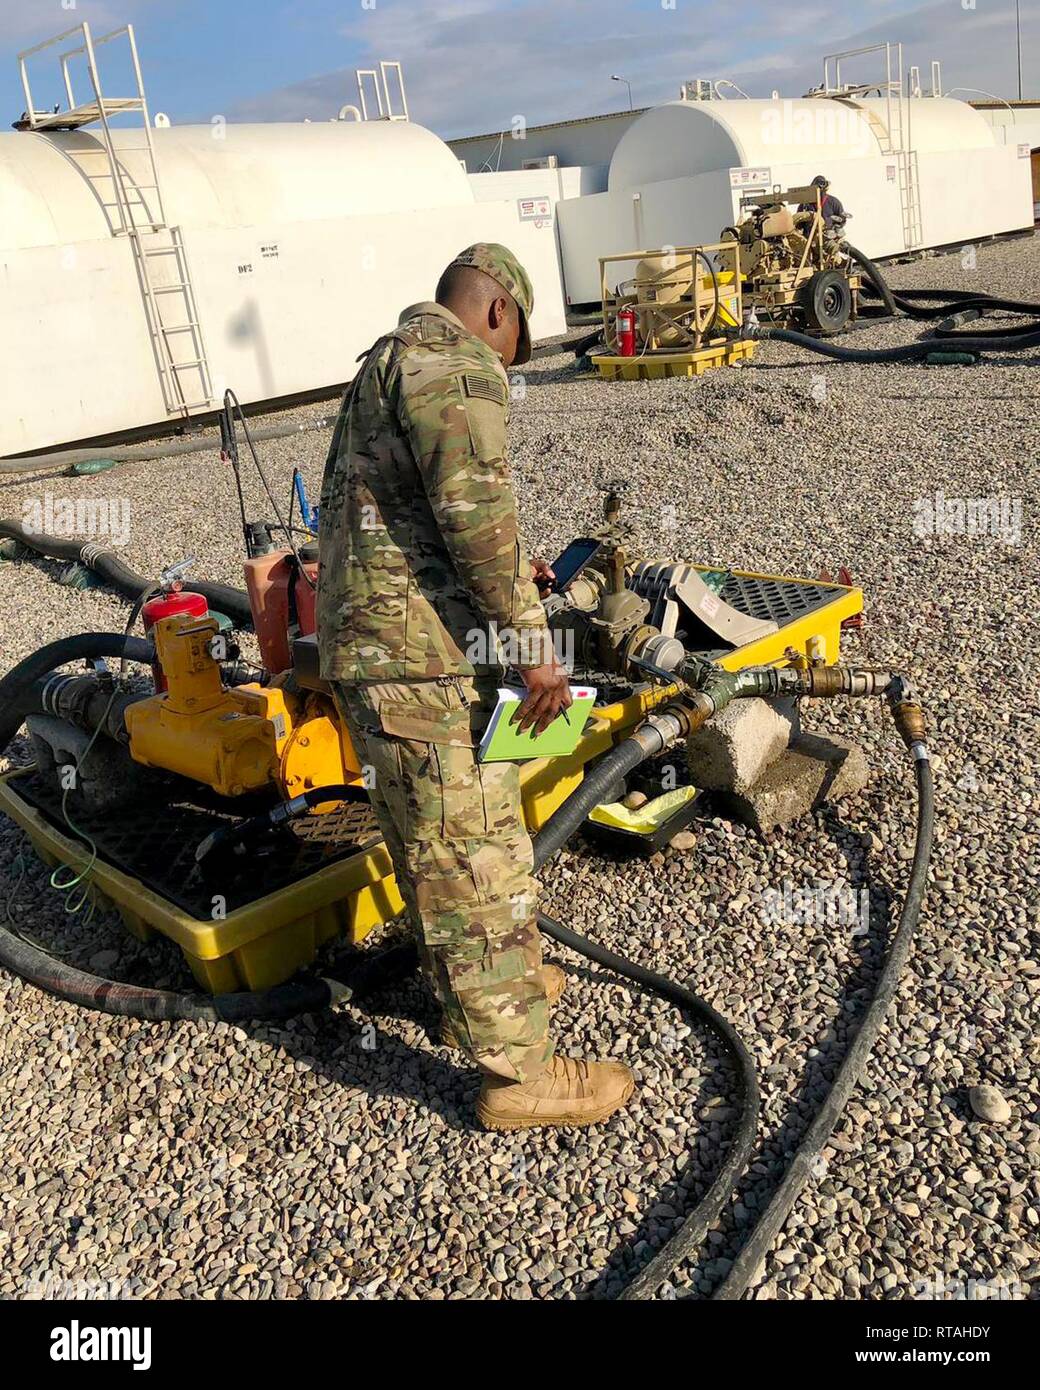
599, 242, 744, 355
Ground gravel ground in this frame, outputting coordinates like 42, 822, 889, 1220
0, 234, 1037, 1302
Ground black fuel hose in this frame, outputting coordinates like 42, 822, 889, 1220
714, 750, 934, 1299
934, 317, 1040, 341
845, 245, 899, 316
0, 926, 339, 1022
0, 414, 338, 477
538, 906, 758, 1298
847, 246, 1040, 321
531, 735, 661, 866
0, 520, 253, 628
528, 726, 760, 1299
0, 633, 154, 755
757, 324, 1040, 362
877, 287, 1040, 318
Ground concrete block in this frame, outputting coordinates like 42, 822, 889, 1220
718, 731, 870, 834
686, 696, 800, 794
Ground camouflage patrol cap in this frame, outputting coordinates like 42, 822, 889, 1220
447, 243, 535, 364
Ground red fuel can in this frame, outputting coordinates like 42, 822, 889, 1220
616, 307, 636, 357
142, 589, 209, 690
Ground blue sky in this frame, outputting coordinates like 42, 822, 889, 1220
1, 0, 1035, 139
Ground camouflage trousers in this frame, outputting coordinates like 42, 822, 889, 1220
331, 676, 553, 1083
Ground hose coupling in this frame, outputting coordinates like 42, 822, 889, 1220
633, 705, 689, 755
795, 666, 896, 699
886, 675, 928, 751
681, 692, 717, 734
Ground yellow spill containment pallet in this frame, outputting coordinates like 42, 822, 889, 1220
0, 567, 860, 993
592, 338, 757, 380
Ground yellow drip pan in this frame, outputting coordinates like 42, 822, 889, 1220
0, 565, 861, 993
591, 338, 757, 381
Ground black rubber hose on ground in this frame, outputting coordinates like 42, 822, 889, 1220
0, 926, 339, 1023
88, 548, 252, 629
758, 324, 1040, 362
713, 752, 935, 1300
537, 906, 759, 1299
847, 245, 1040, 321
0, 633, 155, 755
0, 520, 253, 628
878, 287, 1040, 318
529, 730, 761, 1300
934, 317, 1040, 341
846, 245, 899, 315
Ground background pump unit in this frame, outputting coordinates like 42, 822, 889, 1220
722, 184, 862, 334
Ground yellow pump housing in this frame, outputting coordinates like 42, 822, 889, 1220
124, 612, 362, 799
1, 566, 864, 993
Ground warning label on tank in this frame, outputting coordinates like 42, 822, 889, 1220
518, 196, 552, 223
729, 167, 770, 188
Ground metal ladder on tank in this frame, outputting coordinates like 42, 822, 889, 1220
16, 22, 213, 418
819, 41, 923, 253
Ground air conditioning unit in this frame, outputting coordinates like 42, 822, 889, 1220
680, 79, 713, 102
521, 155, 559, 170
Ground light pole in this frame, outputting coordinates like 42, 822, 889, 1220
610, 74, 634, 110
1015, 0, 1023, 101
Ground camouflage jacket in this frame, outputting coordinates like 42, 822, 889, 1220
316, 302, 550, 684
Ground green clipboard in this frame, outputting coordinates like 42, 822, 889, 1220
477, 685, 597, 762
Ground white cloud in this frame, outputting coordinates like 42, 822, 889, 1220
0, 0, 158, 46
227, 0, 1037, 136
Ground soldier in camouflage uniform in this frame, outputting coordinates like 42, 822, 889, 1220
318, 244, 634, 1129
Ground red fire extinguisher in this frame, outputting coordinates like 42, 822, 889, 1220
616, 307, 636, 357
142, 589, 209, 691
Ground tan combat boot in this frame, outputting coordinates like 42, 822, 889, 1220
439, 964, 567, 1050
476, 1055, 635, 1132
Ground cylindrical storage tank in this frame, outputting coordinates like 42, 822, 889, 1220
0, 120, 475, 251
0, 120, 479, 456
606, 96, 998, 191
856, 97, 997, 153
608, 99, 882, 190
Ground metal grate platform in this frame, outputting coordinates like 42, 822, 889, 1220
718, 571, 843, 630
12, 774, 381, 921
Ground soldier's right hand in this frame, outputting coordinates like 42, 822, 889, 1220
513, 659, 573, 736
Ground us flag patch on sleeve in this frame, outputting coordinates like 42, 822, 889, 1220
461, 373, 507, 405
